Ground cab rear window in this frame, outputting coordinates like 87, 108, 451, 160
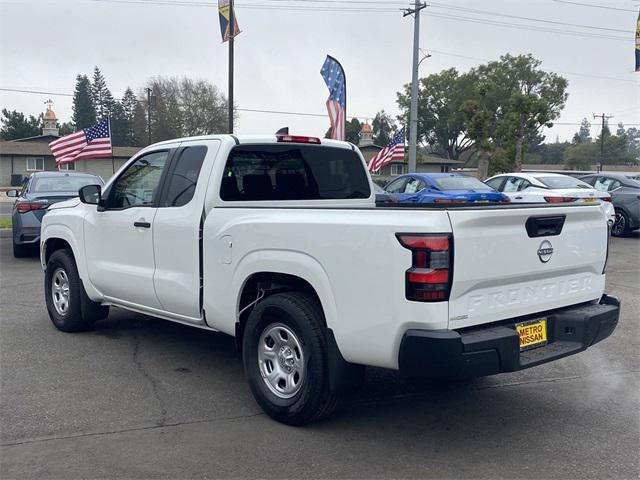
220, 145, 370, 201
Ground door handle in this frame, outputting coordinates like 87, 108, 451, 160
515, 196, 523, 200
134, 221, 151, 228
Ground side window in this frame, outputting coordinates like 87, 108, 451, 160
162, 146, 207, 207
606, 179, 621, 191
385, 178, 407, 194
503, 177, 524, 193
404, 178, 423, 194
485, 177, 504, 191
518, 180, 532, 191
593, 177, 610, 192
105, 151, 169, 209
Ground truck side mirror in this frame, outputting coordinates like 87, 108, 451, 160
5, 189, 19, 198
79, 184, 101, 205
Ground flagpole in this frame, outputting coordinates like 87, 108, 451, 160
109, 117, 115, 174
228, 0, 234, 134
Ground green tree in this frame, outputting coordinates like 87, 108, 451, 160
0, 109, 42, 140
345, 117, 361, 144
572, 118, 591, 144
471, 54, 568, 171
59, 122, 75, 136
91, 66, 115, 118
397, 68, 476, 159
121, 87, 139, 146
109, 101, 128, 146
72, 74, 96, 129
372, 110, 393, 146
564, 142, 598, 170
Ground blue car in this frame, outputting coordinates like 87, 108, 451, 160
7, 172, 104, 258
384, 173, 509, 204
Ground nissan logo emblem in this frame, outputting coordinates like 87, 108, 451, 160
537, 240, 554, 263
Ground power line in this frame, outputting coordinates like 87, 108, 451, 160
551, 0, 638, 13
427, 2, 634, 33
3, 87, 639, 126
0, 87, 375, 120
427, 49, 640, 84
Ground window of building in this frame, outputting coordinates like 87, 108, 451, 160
26, 157, 44, 171
58, 162, 76, 171
390, 164, 405, 176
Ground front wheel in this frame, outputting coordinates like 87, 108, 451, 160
242, 292, 336, 425
44, 249, 109, 332
612, 209, 631, 237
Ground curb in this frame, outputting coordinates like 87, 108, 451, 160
0, 229, 12, 238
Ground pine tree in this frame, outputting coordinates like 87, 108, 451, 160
121, 87, 139, 146
109, 101, 128, 146
91, 66, 115, 119
72, 74, 96, 129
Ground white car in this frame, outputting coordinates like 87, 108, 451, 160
485, 172, 615, 225
39, 135, 619, 425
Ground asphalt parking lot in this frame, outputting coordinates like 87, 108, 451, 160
1, 234, 639, 479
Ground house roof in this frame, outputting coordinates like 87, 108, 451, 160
359, 144, 383, 151
0, 141, 141, 158
418, 155, 465, 165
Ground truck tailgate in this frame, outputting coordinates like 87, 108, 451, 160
447, 205, 607, 329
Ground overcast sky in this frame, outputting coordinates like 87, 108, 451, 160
1, 0, 639, 143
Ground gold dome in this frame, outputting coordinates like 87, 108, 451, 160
361, 123, 372, 133
44, 109, 57, 120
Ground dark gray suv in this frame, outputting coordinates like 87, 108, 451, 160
580, 172, 640, 236
7, 172, 104, 257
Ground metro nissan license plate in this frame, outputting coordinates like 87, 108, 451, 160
516, 318, 548, 351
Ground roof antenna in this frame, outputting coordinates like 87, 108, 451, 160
275, 127, 289, 136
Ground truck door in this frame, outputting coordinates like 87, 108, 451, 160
152, 140, 220, 320
84, 149, 172, 309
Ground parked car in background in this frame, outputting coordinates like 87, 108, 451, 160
7, 172, 104, 257
580, 172, 640, 236
373, 182, 394, 203
485, 172, 615, 226
384, 173, 509, 204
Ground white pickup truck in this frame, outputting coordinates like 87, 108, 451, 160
40, 134, 620, 425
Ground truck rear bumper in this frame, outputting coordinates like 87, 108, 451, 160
399, 294, 620, 379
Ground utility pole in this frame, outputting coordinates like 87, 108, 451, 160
146, 87, 153, 145
228, 0, 235, 134
404, 0, 427, 173
593, 113, 613, 172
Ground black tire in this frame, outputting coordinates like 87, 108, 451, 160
612, 209, 631, 237
242, 292, 336, 425
44, 249, 109, 332
12, 241, 30, 258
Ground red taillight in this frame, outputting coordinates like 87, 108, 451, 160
397, 233, 452, 302
276, 135, 321, 144
544, 196, 576, 203
433, 198, 457, 204
602, 196, 612, 203
16, 201, 48, 213
501, 197, 511, 203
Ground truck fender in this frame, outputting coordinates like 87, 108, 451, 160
41, 223, 102, 302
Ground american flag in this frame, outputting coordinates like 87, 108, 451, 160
49, 118, 112, 167
320, 55, 346, 141
369, 128, 405, 173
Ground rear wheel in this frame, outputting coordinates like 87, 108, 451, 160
242, 292, 336, 425
12, 241, 30, 258
44, 249, 109, 332
612, 209, 631, 237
